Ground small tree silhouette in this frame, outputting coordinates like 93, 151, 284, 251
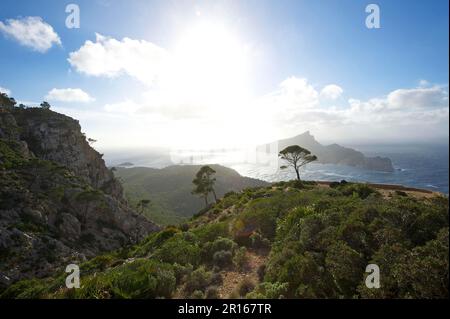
137, 199, 151, 214
192, 165, 218, 207
279, 145, 317, 181
40, 101, 51, 109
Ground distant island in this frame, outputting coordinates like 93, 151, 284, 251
260, 131, 394, 172
117, 162, 134, 167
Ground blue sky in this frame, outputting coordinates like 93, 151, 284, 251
0, 0, 448, 148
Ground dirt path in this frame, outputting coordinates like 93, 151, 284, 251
217, 250, 267, 299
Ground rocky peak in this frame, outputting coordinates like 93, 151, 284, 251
11, 108, 123, 198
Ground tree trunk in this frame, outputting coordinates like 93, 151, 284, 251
204, 195, 209, 207
212, 189, 218, 202
295, 168, 301, 181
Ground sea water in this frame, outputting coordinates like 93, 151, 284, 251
104, 144, 449, 194
230, 144, 449, 194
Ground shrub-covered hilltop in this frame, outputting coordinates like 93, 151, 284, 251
3, 180, 448, 299
113, 165, 269, 226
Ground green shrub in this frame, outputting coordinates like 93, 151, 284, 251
73, 273, 114, 299
233, 247, 249, 271
257, 264, 266, 281
132, 227, 181, 257
237, 278, 255, 297
173, 263, 193, 285
201, 237, 237, 262
0, 279, 47, 299
325, 241, 365, 297
213, 250, 233, 268
81, 253, 122, 274
287, 180, 305, 189
153, 233, 201, 266
190, 290, 205, 299
246, 282, 289, 299
339, 183, 378, 199
192, 222, 230, 242
250, 232, 271, 250
211, 272, 223, 286
205, 286, 219, 299
184, 266, 213, 294
232, 199, 278, 242
76, 259, 176, 299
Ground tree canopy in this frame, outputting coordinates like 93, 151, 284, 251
0, 93, 17, 110
137, 199, 151, 214
192, 166, 218, 207
279, 145, 317, 181
40, 101, 51, 109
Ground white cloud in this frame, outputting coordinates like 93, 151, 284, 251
0, 86, 11, 95
64, 31, 450, 147
73, 77, 449, 148
0, 17, 61, 53
68, 33, 167, 85
255, 78, 449, 143
45, 88, 95, 103
347, 85, 449, 114
320, 84, 343, 100
387, 86, 448, 109
261, 77, 319, 116
329, 84, 449, 142
279, 77, 319, 108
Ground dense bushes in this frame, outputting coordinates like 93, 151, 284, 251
2, 181, 448, 299
191, 221, 230, 242
213, 250, 233, 267
236, 278, 255, 297
337, 183, 378, 199
264, 190, 449, 298
0, 279, 48, 299
232, 198, 279, 242
153, 232, 201, 266
183, 266, 214, 294
246, 282, 289, 299
358, 228, 449, 298
233, 247, 249, 271
133, 227, 180, 256
75, 259, 176, 299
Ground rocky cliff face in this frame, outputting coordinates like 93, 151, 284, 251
12, 108, 124, 198
0, 107, 159, 289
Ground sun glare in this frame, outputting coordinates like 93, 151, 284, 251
164, 21, 251, 108
144, 20, 261, 149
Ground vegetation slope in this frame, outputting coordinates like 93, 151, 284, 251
114, 165, 268, 225
3, 180, 448, 299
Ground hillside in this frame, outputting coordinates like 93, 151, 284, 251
260, 131, 394, 172
0, 105, 159, 289
3, 180, 447, 299
114, 165, 269, 225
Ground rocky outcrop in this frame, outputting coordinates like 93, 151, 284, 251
0, 107, 159, 289
11, 108, 123, 198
